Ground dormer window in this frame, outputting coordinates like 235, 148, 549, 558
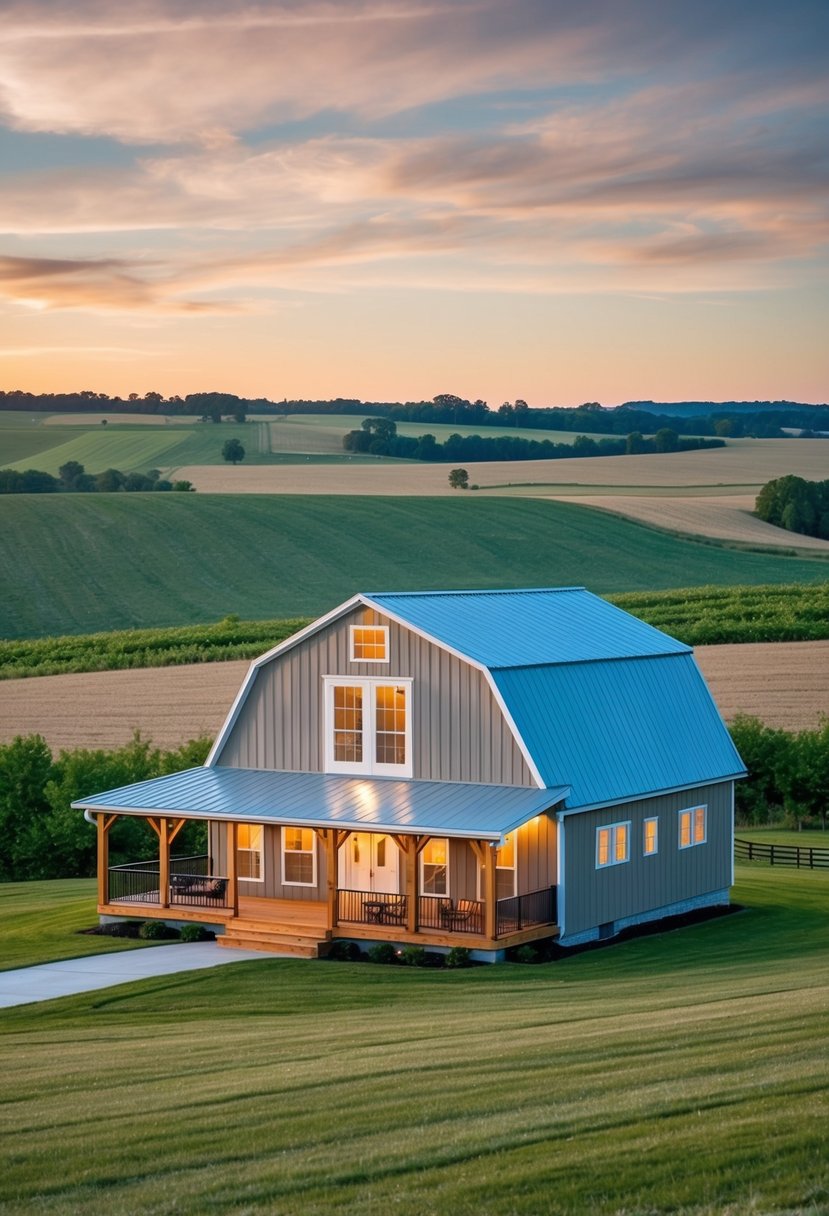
324, 677, 412, 777
350, 625, 388, 663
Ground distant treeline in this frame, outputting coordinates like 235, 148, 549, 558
756, 475, 829, 540
3, 389, 829, 439
0, 462, 195, 495
343, 417, 724, 462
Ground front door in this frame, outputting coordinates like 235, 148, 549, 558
339, 832, 399, 893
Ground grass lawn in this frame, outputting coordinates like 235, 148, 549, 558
2, 494, 828, 639
0, 866, 827, 1214
736, 827, 829, 847
0, 879, 163, 971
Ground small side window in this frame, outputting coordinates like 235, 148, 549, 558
350, 626, 389, 663
596, 822, 630, 868
644, 817, 658, 856
678, 806, 707, 849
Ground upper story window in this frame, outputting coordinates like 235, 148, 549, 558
678, 806, 707, 849
324, 677, 412, 777
596, 822, 630, 868
350, 625, 389, 663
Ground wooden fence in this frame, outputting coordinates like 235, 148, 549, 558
734, 838, 829, 869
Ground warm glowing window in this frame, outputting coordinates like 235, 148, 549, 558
283, 826, 316, 886
644, 817, 658, 856
325, 678, 412, 777
333, 685, 363, 763
237, 823, 263, 881
421, 837, 448, 896
679, 806, 707, 849
596, 822, 630, 868
496, 833, 516, 899
351, 626, 388, 662
375, 685, 407, 767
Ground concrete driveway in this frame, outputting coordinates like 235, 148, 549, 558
0, 944, 272, 1009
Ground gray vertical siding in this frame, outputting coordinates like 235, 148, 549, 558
217, 605, 535, 786
561, 781, 733, 937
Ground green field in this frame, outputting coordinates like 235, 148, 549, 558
1, 865, 827, 1214
2, 495, 828, 639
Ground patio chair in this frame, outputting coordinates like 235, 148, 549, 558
379, 895, 407, 924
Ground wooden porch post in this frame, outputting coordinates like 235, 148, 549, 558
324, 830, 339, 929
96, 813, 117, 906
226, 821, 238, 916
483, 842, 497, 941
159, 817, 170, 908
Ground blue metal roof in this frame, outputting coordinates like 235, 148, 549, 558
492, 653, 746, 808
365, 588, 688, 668
73, 768, 569, 840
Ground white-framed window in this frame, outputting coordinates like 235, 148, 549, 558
350, 625, 389, 663
420, 838, 448, 897
282, 826, 317, 886
237, 822, 263, 881
644, 817, 659, 856
324, 677, 412, 777
596, 822, 630, 868
496, 833, 517, 900
678, 806, 707, 849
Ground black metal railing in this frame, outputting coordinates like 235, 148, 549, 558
496, 886, 557, 937
338, 889, 408, 926
735, 838, 829, 869
107, 854, 230, 908
419, 896, 484, 935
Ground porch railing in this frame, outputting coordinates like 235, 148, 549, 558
496, 886, 557, 936
107, 854, 231, 909
418, 896, 484, 935
338, 889, 408, 926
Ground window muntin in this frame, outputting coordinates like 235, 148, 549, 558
596, 822, 630, 868
350, 625, 389, 663
421, 838, 448, 896
237, 822, 263, 881
679, 806, 707, 849
325, 678, 412, 777
283, 826, 317, 886
644, 817, 659, 856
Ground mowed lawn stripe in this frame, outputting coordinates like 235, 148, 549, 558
2, 494, 828, 638
0, 869, 827, 1214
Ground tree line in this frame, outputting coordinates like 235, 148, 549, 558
3, 389, 828, 439
755, 475, 829, 540
343, 417, 724, 462
0, 718, 825, 883
0, 462, 195, 494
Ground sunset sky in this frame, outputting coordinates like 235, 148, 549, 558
1, 0, 827, 406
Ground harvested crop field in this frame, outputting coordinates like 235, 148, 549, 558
2, 642, 826, 751
170, 437, 829, 496
557, 493, 829, 551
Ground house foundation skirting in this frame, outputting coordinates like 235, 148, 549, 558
557, 887, 731, 948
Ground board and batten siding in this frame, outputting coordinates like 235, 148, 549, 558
216, 606, 535, 786
561, 781, 733, 938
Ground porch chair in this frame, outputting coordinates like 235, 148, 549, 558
439, 898, 479, 929
379, 895, 407, 924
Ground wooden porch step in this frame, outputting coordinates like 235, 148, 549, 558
219, 920, 331, 958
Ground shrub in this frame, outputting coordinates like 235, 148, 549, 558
512, 944, 539, 964
179, 924, 214, 943
367, 942, 398, 965
445, 946, 472, 969
139, 920, 179, 940
399, 945, 427, 967
327, 940, 363, 962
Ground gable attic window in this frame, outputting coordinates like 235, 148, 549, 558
350, 626, 389, 663
596, 822, 630, 868
324, 677, 412, 777
678, 806, 707, 849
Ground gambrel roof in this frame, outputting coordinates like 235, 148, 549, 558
206, 587, 744, 811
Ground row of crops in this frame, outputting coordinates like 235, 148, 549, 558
0, 584, 826, 680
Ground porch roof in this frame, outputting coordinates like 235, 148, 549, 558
73, 767, 569, 841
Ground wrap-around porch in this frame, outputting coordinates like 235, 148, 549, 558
95, 822, 558, 954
